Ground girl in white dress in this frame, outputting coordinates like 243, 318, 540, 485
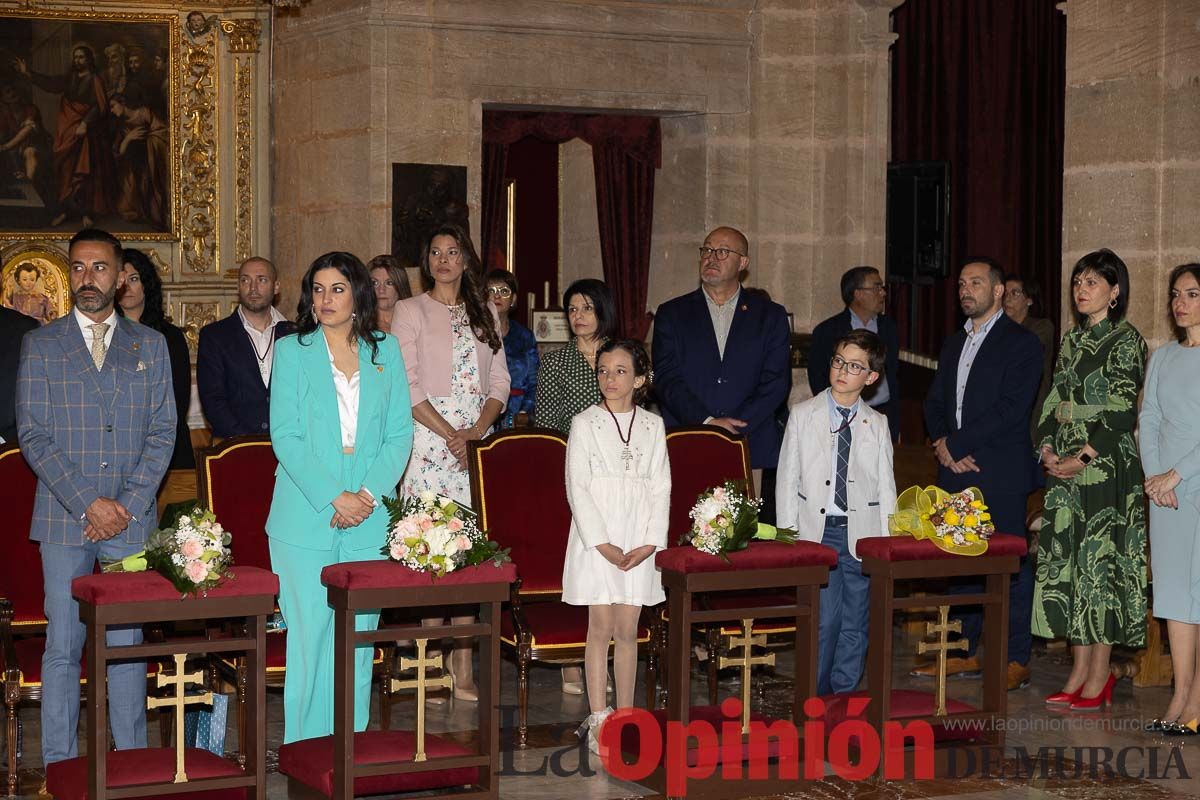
562, 339, 671, 752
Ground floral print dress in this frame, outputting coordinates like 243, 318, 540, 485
1032, 318, 1147, 647
401, 304, 485, 506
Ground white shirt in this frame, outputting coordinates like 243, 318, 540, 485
848, 308, 889, 407
322, 332, 360, 450
955, 309, 1003, 428
703, 286, 741, 360
824, 392, 861, 515
74, 307, 118, 358
239, 306, 287, 388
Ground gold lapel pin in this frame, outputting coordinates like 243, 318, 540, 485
132, 342, 140, 352
377, 365, 384, 373
740, 305, 748, 311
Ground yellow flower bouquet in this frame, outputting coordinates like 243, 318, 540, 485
887, 485, 995, 556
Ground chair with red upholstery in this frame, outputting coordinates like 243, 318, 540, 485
0, 445, 166, 797
659, 426, 795, 704
468, 428, 655, 747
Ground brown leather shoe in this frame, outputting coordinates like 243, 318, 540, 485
909, 655, 981, 678
1007, 661, 1031, 690
38, 779, 51, 797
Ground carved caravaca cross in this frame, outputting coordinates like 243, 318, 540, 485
918, 605, 967, 716
390, 638, 453, 762
146, 654, 213, 783
718, 618, 776, 734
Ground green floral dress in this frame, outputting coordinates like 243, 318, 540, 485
1032, 318, 1147, 646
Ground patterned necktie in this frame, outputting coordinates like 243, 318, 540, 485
89, 322, 109, 370
835, 406, 853, 511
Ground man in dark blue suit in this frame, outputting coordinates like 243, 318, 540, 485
652, 226, 791, 501
918, 257, 1042, 690
196, 257, 295, 439
809, 266, 900, 440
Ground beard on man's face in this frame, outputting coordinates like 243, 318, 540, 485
73, 283, 116, 313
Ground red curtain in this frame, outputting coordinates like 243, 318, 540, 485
481, 111, 661, 338
480, 142, 509, 271
889, 0, 1065, 356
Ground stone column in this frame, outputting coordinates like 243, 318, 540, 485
1061, 0, 1200, 345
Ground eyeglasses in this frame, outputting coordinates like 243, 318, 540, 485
698, 246, 745, 262
831, 355, 869, 375
856, 284, 886, 294
487, 286, 513, 297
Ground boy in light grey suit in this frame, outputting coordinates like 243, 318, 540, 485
17, 228, 176, 767
776, 330, 897, 696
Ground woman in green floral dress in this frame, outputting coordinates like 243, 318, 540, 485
1034, 249, 1147, 710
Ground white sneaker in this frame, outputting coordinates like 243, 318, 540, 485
577, 707, 614, 755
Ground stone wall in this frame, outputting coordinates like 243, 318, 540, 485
1062, 0, 1200, 347
271, 0, 897, 329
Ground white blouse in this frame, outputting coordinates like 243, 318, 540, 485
323, 334, 360, 450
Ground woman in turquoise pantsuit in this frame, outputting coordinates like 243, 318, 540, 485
1141, 262, 1200, 733
267, 251, 413, 744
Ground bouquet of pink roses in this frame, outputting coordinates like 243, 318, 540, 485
103, 507, 233, 597
381, 491, 509, 578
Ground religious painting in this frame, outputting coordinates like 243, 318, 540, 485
391, 163, 469, 269
1, 246, 70, 325
0, 9, 178, 240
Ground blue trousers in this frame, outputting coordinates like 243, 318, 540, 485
817, 516, 870, 696
269, 536, 384, 744
40, 539, 147, 766
950, 491, 1034, 666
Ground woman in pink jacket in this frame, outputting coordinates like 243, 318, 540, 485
392, 223, 510, 703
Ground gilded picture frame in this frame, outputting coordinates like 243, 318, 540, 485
0, 8, 179, 240
1, 245, 71, 325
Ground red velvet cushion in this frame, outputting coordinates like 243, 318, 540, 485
0, 446, 45, 624
665, 429, 752, 544
855, 533, 1028, 562
819, 690, 982, 742
278, 731, 477, 797
321, 561, 517, 591
201, 439, 278, 572
46, 747, 247, 799
655, 541, 838, 574
72, 567, 279, 606
618, 705, 778, 768
471, 431, 571, 594
499, 603, 649, 648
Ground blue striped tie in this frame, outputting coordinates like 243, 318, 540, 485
835, 407, 852, 510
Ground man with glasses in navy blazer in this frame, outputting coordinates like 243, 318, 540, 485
17, 228, 176, 772
652, 226, 791, 503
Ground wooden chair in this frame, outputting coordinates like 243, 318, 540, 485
656, 426, 795, 704
468, 428, 655, 747
0, 445, 164, 797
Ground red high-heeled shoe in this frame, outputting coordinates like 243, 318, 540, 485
1045, 686, 1083, 706
1069, 674, 1116, 711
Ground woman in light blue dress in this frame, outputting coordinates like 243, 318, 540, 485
1140, 262, 1200, 733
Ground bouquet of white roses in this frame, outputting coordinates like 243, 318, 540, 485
381, 491, 510, 578
103, 507, 233, 597
680, 480, 798, 559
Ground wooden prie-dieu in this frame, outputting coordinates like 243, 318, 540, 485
619, 540, 837, 800
45, 566, 279, 800
851, 532, 1028, 778
277, 560, 517, 800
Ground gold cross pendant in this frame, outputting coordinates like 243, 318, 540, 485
390, 639, 453, 762
146, 653, 213, 783
917, 605, 968, 716
718, 618, 775, 734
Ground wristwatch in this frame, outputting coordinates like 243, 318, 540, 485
1077, 451, 1093, 465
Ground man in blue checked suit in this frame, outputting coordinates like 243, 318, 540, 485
17, 228, 176, 768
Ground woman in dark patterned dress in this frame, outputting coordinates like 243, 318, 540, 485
534, 279, 617, 433
1034, 249, 1147, 711
533, 278, 617, 694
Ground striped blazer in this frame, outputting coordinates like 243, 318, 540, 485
17, 313, 176, 546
